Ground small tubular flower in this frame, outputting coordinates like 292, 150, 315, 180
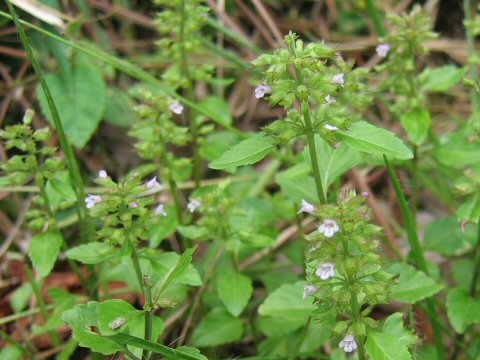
169, 102, 184, 115
325, 94, 336, 104
85, 194, 102, 209
146, 176, 164, 190
376, 43, 391, 58
154, 203, 167, 217
254, 84, 272, 99
315, 262, 336, 280
298, 199, 315, 214
339, 335, 357, 353
303, 285, 318, 299
318, 219, 340, 237
332, 73, 345, 86
187, 199, 202, 213
98, 169, 108, 179
324, 124, 339, 131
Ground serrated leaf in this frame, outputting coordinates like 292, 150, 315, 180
400, 108, 431, 146
217, 272, 253, 316
365, 329, 412, 360
155, 247, 197, 295
424, 216, 478, 255
338, 121, 413, 160
209, 133, 276, 169
197, 96, 232, 127
37, 56, 106, 148
191, 308, 244, 347
150, 251, 202, 287
258, 281, 315, 319
304, 135, 361, 194
386, 263, 444, 303
419, 65, 466, 92
65, 242, 115, 264
97, 299, 140, 335
381, 313, 419, 348
29, 230, 63, 277
446, 288, 480, 333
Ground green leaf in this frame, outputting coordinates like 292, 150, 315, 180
258, 281, 315, 319
45, 171, 76, 209
365, 329, 412, 360
97, 299, 140, 335
29, 230, 63, 277
457, 194, 480, 224
37, 56, 106, 148
197, 96, 232, 127
381, 313, 419, 348
435, 129, 480, 168
150, 251, 202, 287
103, 87, 135, 127
199, 132, 239, 161
217, 272, 253, 316
155, 247, 197, 295
386, 262, 444, 303
276, 163, 317, 203
305, 135, 361, 192
65, 242, 115, 264
400, 108, 431, 145
33, 288, 76, 335
105, 333, 207, 360
0, 345, 23, 360
452, 259, 480, 292
209, 133, 276, 169
337, 121, 413, 160
191, 308, 244, 347
61, 302, 123, 354
424, 216, 478, 256
446, 288, 480, 333
419, 65, 467, 92
10, 279, 44, 313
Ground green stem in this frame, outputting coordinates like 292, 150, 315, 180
5, 1, 93, 246
384, 155, 446, 359
469, 224, 480, 296
179, 0, 201, 188
464, 0, 480, 112
365, 0, 386, 36
288, 316, 311, 360
25, 266, 60, 347
248, 158, 281, 197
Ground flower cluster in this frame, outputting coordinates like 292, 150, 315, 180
302, 190, 397, 353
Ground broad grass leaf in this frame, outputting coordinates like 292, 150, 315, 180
217, 272, 253, 316
386, 262, 444, 303
209, 133, 276, 169
338, 121, 413, 160
29, 230, 63, 277
446, 288, 480, 333
38, 56, 106, 148
191, 308, 244, 347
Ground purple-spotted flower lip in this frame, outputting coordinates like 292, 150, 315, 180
169, 102, 184, 115
154, 203, 167, 217
376, 43, 391, 58
187, 199, 202, 213
339, 335, 357, 353
85, 194, 102, 209
318, 219, 340, 237
315, 262, 336, 280
254, 84, 272, 99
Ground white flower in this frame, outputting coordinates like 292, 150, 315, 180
146, 176, 164, 190
339, 335, 357, 353
324, 124, 339, 131
187, 199, 202, 213
98, 170, 108, 179
318, 219, 340, 237
254, 84, 272, 99
169, 102, 184, 115
85, 194, 102, 209
154, 203, 167, 217
325, 95, 336, 104
298, 199, 315, 214
315, 262, 336, 280
376, 43, 391, 58
303, 285, 318, 299
332, 73, 345, 86
109, 317, 126, 330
